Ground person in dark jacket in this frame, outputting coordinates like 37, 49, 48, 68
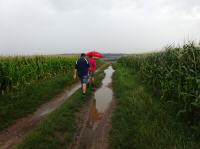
73, 53, 90, 95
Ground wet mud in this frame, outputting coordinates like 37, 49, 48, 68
0, 83, 81, 149
71, 66, 115, 149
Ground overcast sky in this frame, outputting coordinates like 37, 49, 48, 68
0, 0, 200, 55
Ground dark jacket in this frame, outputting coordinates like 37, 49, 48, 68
75, 57, 90, 77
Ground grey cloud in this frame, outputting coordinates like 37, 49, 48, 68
47, 0, 135, 11
0, 0, 200, 55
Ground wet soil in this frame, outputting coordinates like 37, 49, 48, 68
70, 66, 115, 149
0, 83, 81, 149
0, 65, 115, 149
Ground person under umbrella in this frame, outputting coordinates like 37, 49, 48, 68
86, 51, 104, 90
88, 55, 96, 90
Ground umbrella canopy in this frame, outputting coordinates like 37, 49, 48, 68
86, 51, 104, 58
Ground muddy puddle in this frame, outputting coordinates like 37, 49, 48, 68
0, 66, 115, 149
89, 66, 114, 129
74, 66, 115, 149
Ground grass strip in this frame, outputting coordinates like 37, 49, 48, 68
0, 61, 105, 131
0, 72, 77, 130
110, 63, 199, 149
17, 64, 107, 149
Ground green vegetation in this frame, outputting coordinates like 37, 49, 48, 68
0, 74, 77, 130
118, 43, 200, 130
0, 55, 105, 130
110, 64, 200, 149
17, 64, 107, 149
0, 56, 76, 94
0, 56, 77, 130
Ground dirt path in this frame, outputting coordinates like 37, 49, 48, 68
0, 65, 115, 149
71, 97, 116, 149
0, 83, 81, 149
70, 66, 115, 149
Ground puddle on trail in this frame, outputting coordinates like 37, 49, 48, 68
89, 66, 115, 128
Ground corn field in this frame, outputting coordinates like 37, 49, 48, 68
0, 56, 76, 94
118, 43, 200, 126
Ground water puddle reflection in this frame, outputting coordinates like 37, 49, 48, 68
88, 66, 114, 129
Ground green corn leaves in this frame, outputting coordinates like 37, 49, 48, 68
118, 43, 200, 125
0, 56, 76, 94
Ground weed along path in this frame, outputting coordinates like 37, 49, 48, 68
71, 66, 115, 149
0, 83, 81, 149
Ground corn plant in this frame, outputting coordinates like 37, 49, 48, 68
0, 56, 76, 94
118, 43, 200, 126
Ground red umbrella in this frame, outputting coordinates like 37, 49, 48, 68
86, 51, 104, 58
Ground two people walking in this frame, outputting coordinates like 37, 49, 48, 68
73, 53, 96, 96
